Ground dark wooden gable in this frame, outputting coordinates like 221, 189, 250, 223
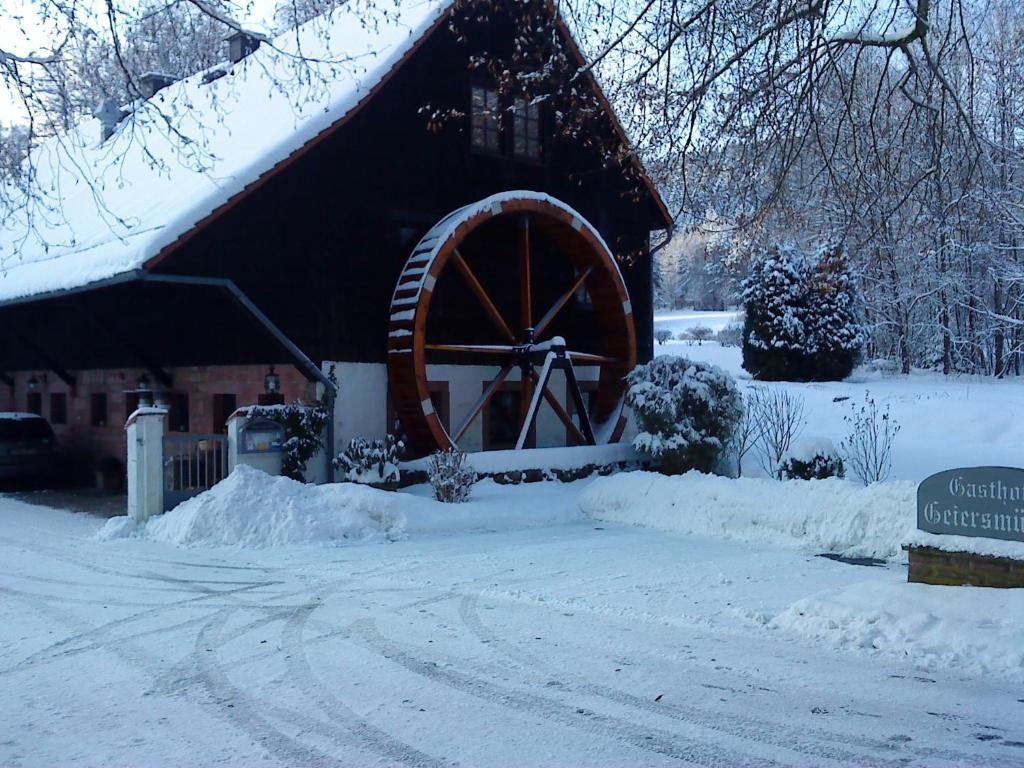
150, 9, 665, 364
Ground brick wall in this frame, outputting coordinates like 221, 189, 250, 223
907, 545, 1024, 589
1, 364, 313, 480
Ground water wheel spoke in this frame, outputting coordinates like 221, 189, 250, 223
451, 249, 516, 344
567, 350, 618, 365
425, 343, 517, 355
534, 267, 593, 339
531, 370, 587, 445
453, 363, 515, 443
519, 215, 532, 332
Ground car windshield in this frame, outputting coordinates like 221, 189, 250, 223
0, 417, 54, 441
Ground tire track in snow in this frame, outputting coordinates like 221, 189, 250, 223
280, 601, 449, 767
458, 593, 1002, 768
351, 617, 781, 768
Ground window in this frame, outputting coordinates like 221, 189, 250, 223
26, 392, 42, 416
90, 393, 108, 427
125, 392, 139, 421
512, 97, 542, 160
212, 393, 237, 433
483, 384, 522, 451
470, 84, 501, 153
49, 392, 67, 425
168, 393, 189, 433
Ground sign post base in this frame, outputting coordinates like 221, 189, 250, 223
906, 545, 1024, 589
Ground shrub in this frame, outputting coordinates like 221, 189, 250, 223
626, 356, 743, 475
334, 434, 403, 485
427, 448, 476, 502
742, 244, 865, 381
840, 394, 900, 485
777, 438, 844, 480
654, 328, 673, 345
689, 325, 713, 345
748, 388, 806, 477
715, 322, 743, 348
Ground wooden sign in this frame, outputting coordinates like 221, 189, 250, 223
917, 467, 1024, 543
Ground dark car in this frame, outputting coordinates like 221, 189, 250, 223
0, 413, 57, 484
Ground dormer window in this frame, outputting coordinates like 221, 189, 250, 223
471, 85, 501, 153
512, 97, 542, 161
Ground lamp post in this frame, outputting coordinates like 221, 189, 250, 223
137, 373, 153, 407
259, 365, 284, 406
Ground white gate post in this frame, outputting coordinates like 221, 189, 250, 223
126, 406, 168, 522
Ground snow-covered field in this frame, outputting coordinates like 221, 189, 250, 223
3, 478, 1024, 767
654, 310, 1024, 480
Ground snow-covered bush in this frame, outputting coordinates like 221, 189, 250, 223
654, 328, 673, 345
777, 437, 844, 480
715, 322, 743, 347
742, 244, 866, 381
626, 356, 743, 474
427, 448, 476, 503
334, 434, 402, 485
248, 402, 329, 482
841, 394, 900, 485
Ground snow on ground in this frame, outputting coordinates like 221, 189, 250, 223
770, 580, 1024, 681
100, 465, 582, 547
654, 309, 742, 336
654, 310, 1024, 481
581, 471, 916, 560
3, 489, 1024, 767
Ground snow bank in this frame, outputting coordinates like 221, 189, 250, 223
902, 529, 1024, 560
98, 465, 582, 547
579, 471, 916, 559
771, 580, 1024, 680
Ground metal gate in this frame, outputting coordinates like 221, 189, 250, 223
163, 433, 229, 511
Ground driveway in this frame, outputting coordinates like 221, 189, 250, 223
0, 495, 1021, 767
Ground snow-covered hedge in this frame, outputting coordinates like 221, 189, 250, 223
626, 356, 742, 474
579, 471, 916, 559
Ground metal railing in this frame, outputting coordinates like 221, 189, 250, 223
163, 433, 228, 511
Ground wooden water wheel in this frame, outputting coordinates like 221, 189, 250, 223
387, 191, 637, 456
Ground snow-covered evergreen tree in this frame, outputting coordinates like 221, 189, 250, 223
742, 243, 865, 381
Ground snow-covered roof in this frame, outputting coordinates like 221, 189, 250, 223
0, 0, 669, 307
0, 0, 450, 303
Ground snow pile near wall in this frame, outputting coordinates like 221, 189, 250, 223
99, 465, 583, 547
770, 580, 1024, 680
579, 471, 916, 559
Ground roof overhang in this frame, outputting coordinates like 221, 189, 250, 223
0, 272, 334, 392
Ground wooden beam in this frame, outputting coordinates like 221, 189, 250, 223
534, 267, 593, 339
425, 343, 517, 356
519, 215, 532, 332
451, 250, 516, 344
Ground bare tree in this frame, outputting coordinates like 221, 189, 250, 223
749, 388, 806, 476
840, 393, 900, 485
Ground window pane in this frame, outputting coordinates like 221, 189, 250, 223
49, 393, 67, 425
471, 85, 500, 152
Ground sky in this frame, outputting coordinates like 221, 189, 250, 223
0, 0, 279, 125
